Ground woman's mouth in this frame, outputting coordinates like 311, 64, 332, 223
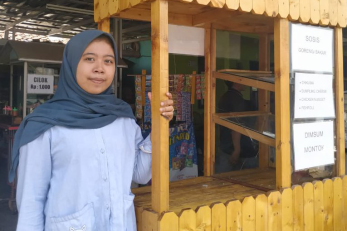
89, 78, 105, 84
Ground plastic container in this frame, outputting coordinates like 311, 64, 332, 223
12, 108, 18, 117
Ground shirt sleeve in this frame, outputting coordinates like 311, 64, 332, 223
16, 130, 52, 231
132, 125, 152, 185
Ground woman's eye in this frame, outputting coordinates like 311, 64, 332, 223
85, 57, 94, 61
105, 59, 113, 64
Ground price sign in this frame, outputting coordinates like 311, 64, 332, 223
27, 74, 54, 94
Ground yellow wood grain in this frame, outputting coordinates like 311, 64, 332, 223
267, 191, 281, 231
225, 0, 240, 10
323, 179, 333, 230
333, 177, 344, 231
98, 18, 110, 33
265, 0, 279, 17
142, 209, 159, 231
278, 0, 289, 18
335, 28, 346, 176
196, 0, 210, 5
100, 0, 109, 20
289, 0, 299, 21
303, 183, 314, 231
329, 0, 338, 26
274, 18, 291, 189
252, 0, 265, 14
309, 0, 320, 24
313, 181, 324, 231
210, 29, 217, 175
211, 202, 227, 231
210, 0, 225, 8
299, 0, 310, 23
337, 0, 347, 27
242, 197, 255, 230
319, 0, 329, 25
159, 212, 179, 231
226, 200, 242, 231
258, 34, 270, 168
191, 72, 196, 104
204, 26, 211, 176
281, 188, 293, 231
109, 0, 119, 16
196, 205, 212, 231
151, 0, 170, 213
94, 0, 101, 22
119, 0, 131, 11
292, 185, 304, 231
135, 206, 144, 231
129, 0, 143, 7
179, 209, 196, 231
255, 194, 268, 231
342, 176, 347, 230
240, 0, 252, 12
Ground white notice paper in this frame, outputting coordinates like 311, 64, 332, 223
27, 74, 54, 94
291, 23, 333, 73
294, 72, 335, 119
293, 121, 334, 171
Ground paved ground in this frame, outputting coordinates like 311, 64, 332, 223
0, 157, 17, 231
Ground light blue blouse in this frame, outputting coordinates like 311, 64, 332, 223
16, 118, 152, 231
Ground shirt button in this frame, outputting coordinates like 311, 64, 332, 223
106, 204, 110, 210
100, 149, 105, 154
103, 177, 108, 181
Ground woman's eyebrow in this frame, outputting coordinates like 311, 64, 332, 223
104, 54, 115, 59
82, 52, 96, 56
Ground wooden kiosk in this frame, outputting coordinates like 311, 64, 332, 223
95, 0, 347, 230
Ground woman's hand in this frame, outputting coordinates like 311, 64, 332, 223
148, 92, 174, 121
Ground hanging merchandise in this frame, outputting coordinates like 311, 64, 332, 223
196, 75, 202, 100
144, 75, 152, 123
135, 75, 143, 119
169, 123, 198, 181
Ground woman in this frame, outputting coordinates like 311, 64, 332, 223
9, 30, 174, 231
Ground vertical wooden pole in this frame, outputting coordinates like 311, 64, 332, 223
210, 29, 217, 175
204, 25, 217, 176
334, 28, 345, 176
98, 18, 110, 33
151, 0, 169, 213
274, 18, 291, 189
258, 34, 270, 169
204, 25, 212, 176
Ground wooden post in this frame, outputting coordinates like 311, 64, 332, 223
98, 18, 110, 33
274, 18, 291, 189
151, 0, 169, 213
258, 34, 270, 169
334, 28, 345, 176
204, 25, 212, 176
204, 25, 217, 176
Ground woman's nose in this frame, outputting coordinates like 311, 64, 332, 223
93, 61, 104, 73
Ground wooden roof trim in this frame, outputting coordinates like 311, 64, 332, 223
94, 0, 347, 28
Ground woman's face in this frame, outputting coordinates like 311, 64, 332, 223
76, 39, 115, 94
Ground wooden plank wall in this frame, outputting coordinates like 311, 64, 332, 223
95, 0, 347, 28
139, 176, 347, 231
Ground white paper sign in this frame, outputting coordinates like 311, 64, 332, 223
294, 72, 335, 119
293, 121, 334, 170
27, 74, 54, 94
169, 24, 204, 56
291, 23, 333, 73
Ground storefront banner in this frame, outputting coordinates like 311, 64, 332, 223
27, 74, 54, 94
294, 72, 335, 119
291, 23, 333, 73
293, 121, 334, 171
